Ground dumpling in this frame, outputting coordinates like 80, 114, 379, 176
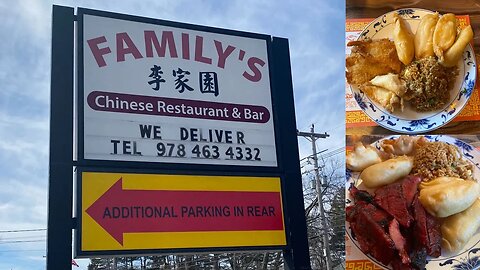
441, 198, 480, 252
346, 142, 382, 171
419, 177, 480, 217
360, 156, 413, 188
433, 13, 457, 59
414, 12, 439, 59
393, 13, 415, 65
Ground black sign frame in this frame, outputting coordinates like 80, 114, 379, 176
76, 7, 282, 173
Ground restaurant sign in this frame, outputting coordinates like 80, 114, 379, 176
80, 11, 277, 167
61, 7, 310, 268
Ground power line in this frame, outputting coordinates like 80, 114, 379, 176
318, 148, 345, 160
324, 123, 345, 134
319, 147, 345, 156
0, 240, 45, 244
0, 235, 47, 240
301, 146, 344, 165
0, 229, 46, 233
299, 149, 328, 162
0, 249, 45, 252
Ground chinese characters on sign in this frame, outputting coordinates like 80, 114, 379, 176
148, 65, 165, 91
173, 68, 193, 93
200, 72, 219, 96
148, 65, 219, 97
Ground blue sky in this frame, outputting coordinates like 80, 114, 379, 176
0, 0, 344, 269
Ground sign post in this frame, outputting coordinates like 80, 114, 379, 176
270, 37, 312, 269
47, 5, 74, 270
48, 5, 311, 269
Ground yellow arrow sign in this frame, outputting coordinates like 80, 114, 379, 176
80, 172, 286, 252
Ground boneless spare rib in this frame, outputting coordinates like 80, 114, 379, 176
347, 175, 441, 269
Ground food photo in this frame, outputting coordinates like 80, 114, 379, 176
345, 135, 480, 269
345, 8, 478, 134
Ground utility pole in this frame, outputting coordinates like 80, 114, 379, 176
298, 124, 332, 270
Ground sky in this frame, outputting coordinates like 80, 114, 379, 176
0, 0, 345, 269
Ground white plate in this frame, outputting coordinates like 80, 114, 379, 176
351, 9, 476, 134
346, 135, 480, 269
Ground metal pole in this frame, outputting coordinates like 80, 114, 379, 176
310, 124, 332, 270
271, 37, 312, 270
47, 5, 74, 270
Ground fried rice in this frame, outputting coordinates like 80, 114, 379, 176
412, 141, 473, 181
402, 56, 458, 112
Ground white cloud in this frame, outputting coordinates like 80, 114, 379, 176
0, 0, 51, 105
0, 179, 47, 226
0, 113, 49, 177
17, 0, 51, 39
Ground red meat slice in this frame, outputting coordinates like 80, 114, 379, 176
426, 212, 442, 257
349, 183, 374, 204
401, 175, 422, 207
412, 196, 428, 248
412, 195, 441, 257
348, 202, 396, 265
389, 219, 410, 264
374, 180, 413, 227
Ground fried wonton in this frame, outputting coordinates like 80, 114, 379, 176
381, 135, 426, 157
361, 85, 403, 113
346, 39, 403, 86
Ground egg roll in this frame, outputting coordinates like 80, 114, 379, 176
360, 156, 413, 188
419, 177, 480, 218
441, 198, 480, 252
440, 25, 474, 67
346, 142, 382, 171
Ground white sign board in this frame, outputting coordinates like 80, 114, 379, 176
82, 14, 277, 166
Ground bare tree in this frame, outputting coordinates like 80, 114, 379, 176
302, 155, 345, 269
